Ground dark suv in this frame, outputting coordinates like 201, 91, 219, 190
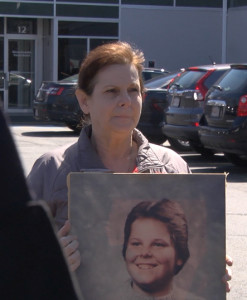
162, 64, 230, 156
137, 72, 179, 144
199, 64, 247, 166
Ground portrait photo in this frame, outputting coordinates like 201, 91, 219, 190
68, 173, 226, 300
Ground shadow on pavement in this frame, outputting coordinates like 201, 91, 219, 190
21, 130, 79, 138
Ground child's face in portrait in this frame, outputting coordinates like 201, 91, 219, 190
125, 217, 182, 296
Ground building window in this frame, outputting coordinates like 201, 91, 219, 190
90, 38, 118, 51
56, 0, 118, 3
0, 18, 3, 34
58, 21, 118, 37
122, 0, 173, 5
7, 18, 37, 35
228, 0, 247, 7
0, 2, 53, 17
58, 38, 87, 80
176, 0, 222, 7
0, 37, 3, 90
56, 4, 118, 18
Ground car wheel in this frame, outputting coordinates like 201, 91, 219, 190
190, 143, 215, 158
224, 153, 247, 167
168, 137, 192, 152
65, 122, 81, 134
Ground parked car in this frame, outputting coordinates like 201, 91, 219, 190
198, 64, 247, 167
161, 64, 230, 156
142, 67, 168, 81
33, 74, 82, 131
137, 72, 180, 144
33, 68, 168, 132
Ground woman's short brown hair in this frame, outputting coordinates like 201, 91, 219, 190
122, 199, 190, 275
77, 41, 145, 96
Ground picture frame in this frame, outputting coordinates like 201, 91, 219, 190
68, 173, 226, 300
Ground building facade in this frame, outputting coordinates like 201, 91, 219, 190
0, 0, 246, 115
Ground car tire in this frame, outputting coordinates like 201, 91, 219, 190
168, 137, 192, 152
190, 143, 215, 158
224, 153, 247, 167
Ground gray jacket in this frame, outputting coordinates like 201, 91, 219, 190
27, 126, 190, 228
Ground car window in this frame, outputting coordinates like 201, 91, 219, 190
216, 68, 247, 94
170, 70, 205, 89
203, 69, 227, 89
142, 70, 167, 81
144, 73, 178, 89
60, 74, 78, 83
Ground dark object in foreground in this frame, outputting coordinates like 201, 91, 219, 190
0, 109, 81, 300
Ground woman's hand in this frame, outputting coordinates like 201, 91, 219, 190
223, 255, 233, 292
57, 220, 81, 272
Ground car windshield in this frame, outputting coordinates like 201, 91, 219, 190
145, 73, 179, 89
214, 68, 247, 94
170, 70, 206, 89
60, 74, 78, 83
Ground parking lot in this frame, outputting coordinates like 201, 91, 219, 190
10, 124, 247, 300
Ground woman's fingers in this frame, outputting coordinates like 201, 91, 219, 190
63, 237, 79, 257
68, 249, 81, 272
226, 254, 233, 266
57, 220, 71, 238
57, 220, 81, 272
224, 271, 232, 293
223, 255, 233, 293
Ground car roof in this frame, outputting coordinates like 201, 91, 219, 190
143, 67, 167, 72
187, 64, 231, 71
144, 72, 179, 89
230, 63, 247, 69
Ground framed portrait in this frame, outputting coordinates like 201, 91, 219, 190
68, 173, 226, 300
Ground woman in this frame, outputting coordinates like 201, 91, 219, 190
121, 199, 199, 299
27, 42, 232, 288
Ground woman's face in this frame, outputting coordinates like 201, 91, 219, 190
78, 64, 142, 137
125, 217, 182, 296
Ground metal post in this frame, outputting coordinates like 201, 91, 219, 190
222, 0, 227, 63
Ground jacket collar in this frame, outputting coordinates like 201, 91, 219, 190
77, 125, 107, 172
133, 129, 167, 173
76, 125, 166, 173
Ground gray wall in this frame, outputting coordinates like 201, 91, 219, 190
227, 6, 247, 63
120, 7, 223, 72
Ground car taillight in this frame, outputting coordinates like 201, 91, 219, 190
194, 70, 214, 101
237, 95, 247, 116
47, 87, 64, 95
193, 89, 204, 101
194, 81, 207, 100
152, 101, 162, 111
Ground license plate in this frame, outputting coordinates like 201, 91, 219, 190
172, 96, 180, 107
211, 106, 220, 117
